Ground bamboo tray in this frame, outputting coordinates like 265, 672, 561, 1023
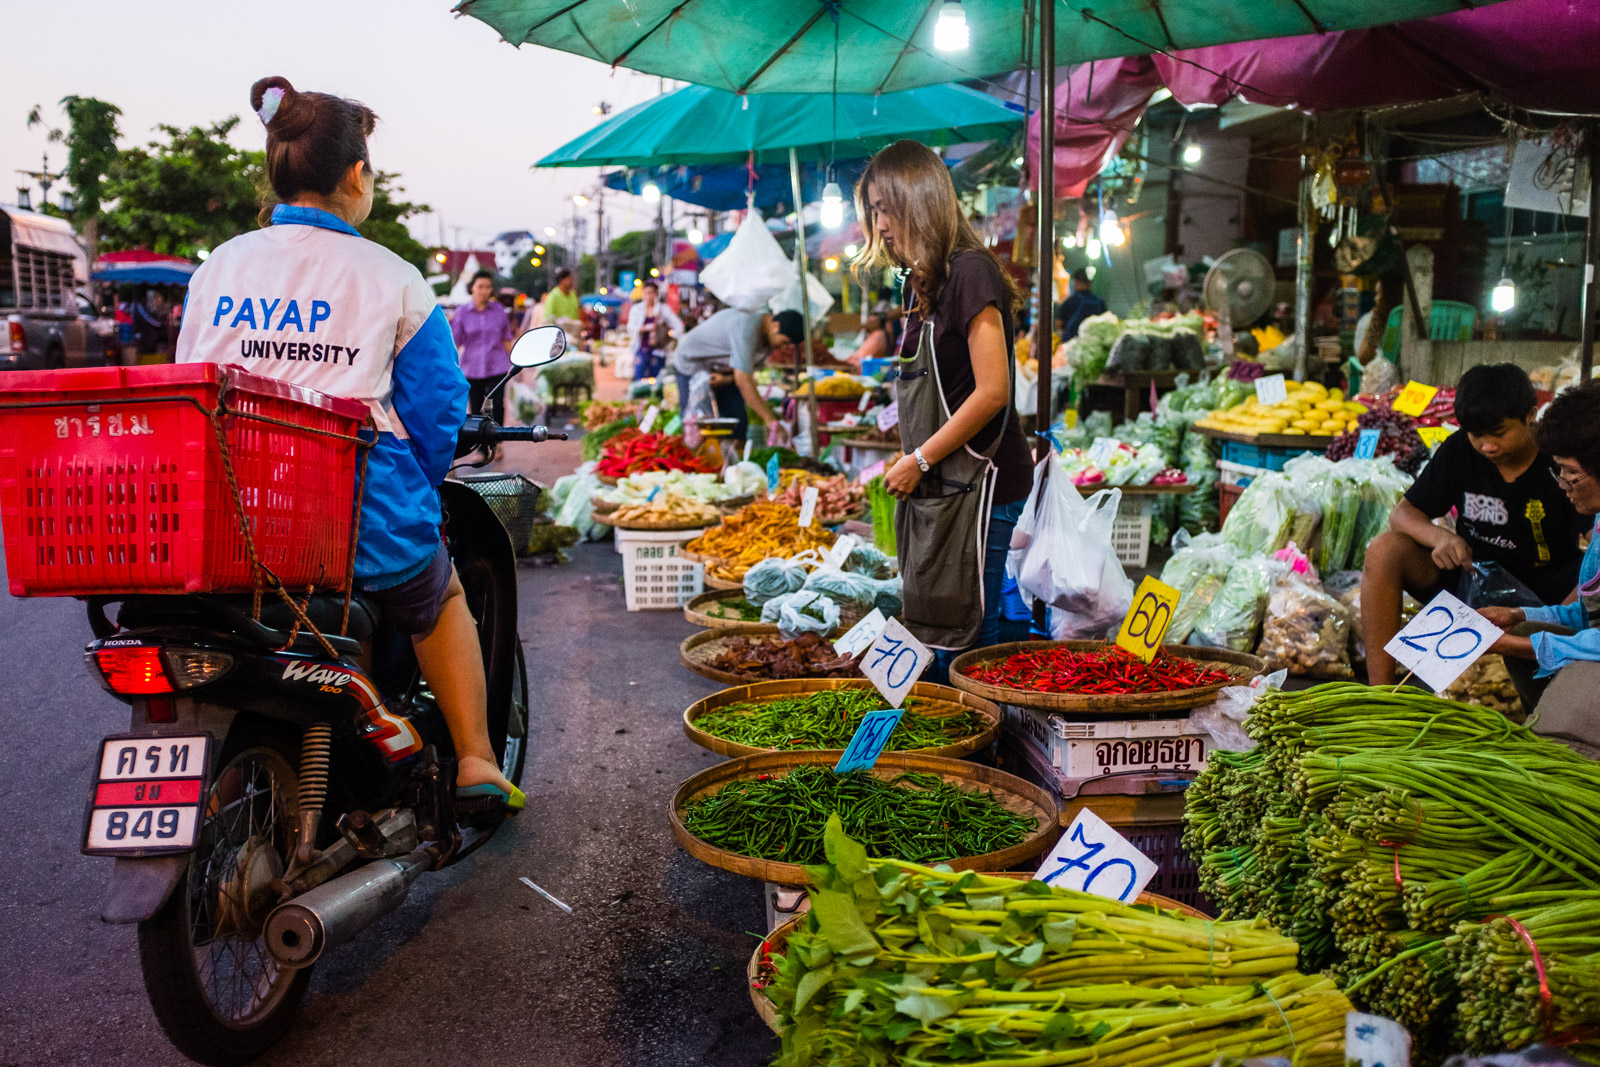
590, 510, 717, 532
747, 881, 1205, 1032
680, 624, 862, 684
947, 641, 1267, 714
683, 589, 762, 628
669, 750, 1059, 886
682, 679, 1001, 760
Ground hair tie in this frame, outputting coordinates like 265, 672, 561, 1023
257, 87, 285, 126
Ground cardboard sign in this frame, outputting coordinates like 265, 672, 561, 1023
1345, 1012, 1411, 1067
1254, 373, 1288, 406
1392, 380, 1439, 417
858, 459, 887, 485
832, 607, 887, 658
1114, 576, 1182, 663
1087, 436, 1120, 468
876, 401, 899, 433
1382, 590, 1502, 692
823, 533, 860, 570
766, 453, 781, 495
859, 617, 932, 709
1417, 426, 1453, 451
639, 405, 660, 434
858, 391, 873, 412
1355, 428, 1381, 459
833, 708, 906, 774
663, 413, 683, 435
798, 486, 819, 527
1036, 808, 1159, 903
744, 439, 754, 462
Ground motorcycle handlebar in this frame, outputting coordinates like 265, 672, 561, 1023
495, 425, 567, 443
458, 414, 567, 446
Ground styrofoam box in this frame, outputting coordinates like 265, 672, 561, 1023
1003, 704, 1213, 780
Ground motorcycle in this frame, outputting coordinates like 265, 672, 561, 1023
77, 326, 569, 1065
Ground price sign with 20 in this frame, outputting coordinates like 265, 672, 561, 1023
1114, 576, 1182, 663
1382, 589, 1502, 693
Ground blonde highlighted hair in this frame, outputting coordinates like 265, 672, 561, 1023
851, 140, 1018, 320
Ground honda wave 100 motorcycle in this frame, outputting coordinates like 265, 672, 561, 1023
78, 326, 568, 1065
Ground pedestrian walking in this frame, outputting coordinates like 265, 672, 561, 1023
451, 269, 514, 423
626, 280, 683, 380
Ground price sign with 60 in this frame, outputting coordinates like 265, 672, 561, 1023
1114, 576, 1181, 663
1382, 589, 1502, 693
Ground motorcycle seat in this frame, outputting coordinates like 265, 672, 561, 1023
219, 591, 380, 643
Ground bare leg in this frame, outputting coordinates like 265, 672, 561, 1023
412, 567, 515, 794
1361, 530, 1441, 685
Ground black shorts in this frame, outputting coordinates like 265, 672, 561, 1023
362, 542, 454, 636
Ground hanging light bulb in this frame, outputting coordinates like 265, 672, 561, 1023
819, 181, 845, 229
824, 257, 840, 272
1086, 237, 1102, 259
933, 0, 969, 51
1491, 268, 1517, 313
1182, 142, 1203, 166
1085, 264, 1098, 280
1099, 211, 1125, 248
686, 227, 704, 245
844, 243, 859, 258
1063, 235, 1078, 249
641, 182, 662, 203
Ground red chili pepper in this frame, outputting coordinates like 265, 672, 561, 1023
964, 643, 1229, 695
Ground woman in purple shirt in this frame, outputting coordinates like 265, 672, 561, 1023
451, 270, 514, 422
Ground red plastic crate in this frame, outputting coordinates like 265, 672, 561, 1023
0, 363, 369, 597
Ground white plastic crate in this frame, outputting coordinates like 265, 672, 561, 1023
1003, 704, 1213, 780
616, 527, 707, 610
1110, 494, 1154, 569
1217, 459, 1266, 488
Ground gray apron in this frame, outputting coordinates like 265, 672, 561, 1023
893, 316, 1005, 651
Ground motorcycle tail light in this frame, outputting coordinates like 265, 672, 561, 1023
91, 647, 174, 695
162, 648, 235, 689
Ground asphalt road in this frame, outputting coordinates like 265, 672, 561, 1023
0, 431, 781, 1066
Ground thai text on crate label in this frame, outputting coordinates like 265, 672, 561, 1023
1036, 808, 1158, 902
1382, 589, 1502, 693
860, 617, 931, 709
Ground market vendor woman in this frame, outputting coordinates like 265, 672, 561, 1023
1361, 363, 1583, 685
1480, 380, 1600, 757
854, 141, 1033, 674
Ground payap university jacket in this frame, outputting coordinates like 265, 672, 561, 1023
176, 204, 468, 588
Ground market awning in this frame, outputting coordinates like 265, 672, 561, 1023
90, 261, 198, 286
604, 160, 868, 213
1027, 0, 1600, 194
459, 0, 1512, 96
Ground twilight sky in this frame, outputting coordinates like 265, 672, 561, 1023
1, 0, 673, 249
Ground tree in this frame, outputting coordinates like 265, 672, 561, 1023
99, 117, 264, 258
26, 96, 122, 259
610, 229, 658, 275
359, 172, 431, 272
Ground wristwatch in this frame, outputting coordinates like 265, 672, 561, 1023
912, 448, 930, 472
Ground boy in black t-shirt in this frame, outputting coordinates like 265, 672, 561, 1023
1362, 364, 1584, 685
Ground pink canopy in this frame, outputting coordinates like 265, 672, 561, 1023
1029, 0, 1600, 195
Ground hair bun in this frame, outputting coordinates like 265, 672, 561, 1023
249, 76, 312, 140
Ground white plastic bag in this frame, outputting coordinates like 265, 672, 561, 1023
1186, 669, 1287, 752
762, 589, 840, 638
769, 270, 835, 322
1009, 459, 1134, 635
699, 210, 792, 311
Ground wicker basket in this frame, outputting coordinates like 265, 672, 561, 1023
682, 589, 762, 628
680, 624, 862, 684
669, 750, 1060, 886
747, 880, 1205, 1032
947, 641, 1267, 715
682, 679, 1001, 760
592, 510, 716, 532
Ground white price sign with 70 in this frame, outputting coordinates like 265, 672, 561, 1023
1382, 590, 1502, 692
1035, 808, 1158, 903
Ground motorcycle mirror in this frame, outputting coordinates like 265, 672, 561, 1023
510, 325, 568, 369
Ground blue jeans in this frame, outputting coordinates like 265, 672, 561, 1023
930, 497, 1026, 684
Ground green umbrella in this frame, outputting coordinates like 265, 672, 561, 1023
535, 83, 1022, 169
460, 0, 1507, 96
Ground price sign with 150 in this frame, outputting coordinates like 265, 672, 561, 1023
1382, 589, 1502, 693
1114, 576, 1181, 663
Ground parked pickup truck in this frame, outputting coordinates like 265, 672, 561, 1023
2, 206, 113, 369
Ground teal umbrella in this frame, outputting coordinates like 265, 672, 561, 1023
535, 83, 1021, 169
460, 0, 1508, 96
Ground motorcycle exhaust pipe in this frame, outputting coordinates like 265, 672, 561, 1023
264, 848, 435, 968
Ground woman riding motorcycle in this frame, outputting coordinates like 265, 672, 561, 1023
174, 75, 521, 809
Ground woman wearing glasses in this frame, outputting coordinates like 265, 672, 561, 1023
1482, 380, 1600, 756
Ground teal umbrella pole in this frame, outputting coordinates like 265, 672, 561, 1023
789, 146, 819, 456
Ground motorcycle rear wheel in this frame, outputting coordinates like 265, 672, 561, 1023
138, 739, 312, 1066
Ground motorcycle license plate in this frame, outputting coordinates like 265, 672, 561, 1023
82, 734, 211, 856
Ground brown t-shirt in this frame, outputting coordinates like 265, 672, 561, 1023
902, 250, 1035, 505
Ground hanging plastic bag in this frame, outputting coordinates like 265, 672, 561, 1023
1012, 461, 1127, 618
698, 209, 793, 311
1255, 572, 1354, 679
1186, 669, 1288, 752
769, 271, 835, 322
1460, 561, 1544, 610
762, 589, 840, 638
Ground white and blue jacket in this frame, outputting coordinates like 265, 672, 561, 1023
177, 204, 468, 589
1525, 517, 1600, 675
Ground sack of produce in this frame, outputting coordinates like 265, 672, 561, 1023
1220, 473, 1295, 555
1159, 531, 1241, 644
1281, 453, 1339, 552
843, 544, 894, 580
1344, 456, 1413, 567
1316, 472, 1363, 573
1177, 429, 1218, 533
1187, 669, 1287, 752
761, 589, 841, 638
1068, 311, 1121, 384
743, 556, 810, 607
802, 568, 880, 610
722, 460, 767, 499
1440, 654, 1524, 718
1255, 572, 1354, 679
1191, 556, 1282, 652
551, 462, 607, 541
1106, 329, 1156, 373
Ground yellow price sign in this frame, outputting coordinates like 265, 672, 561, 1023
1115, 576, 1183, 663
1417, 426, 1454, 451
1392, 380, 1439, 417
1064, 409, 1079, 429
